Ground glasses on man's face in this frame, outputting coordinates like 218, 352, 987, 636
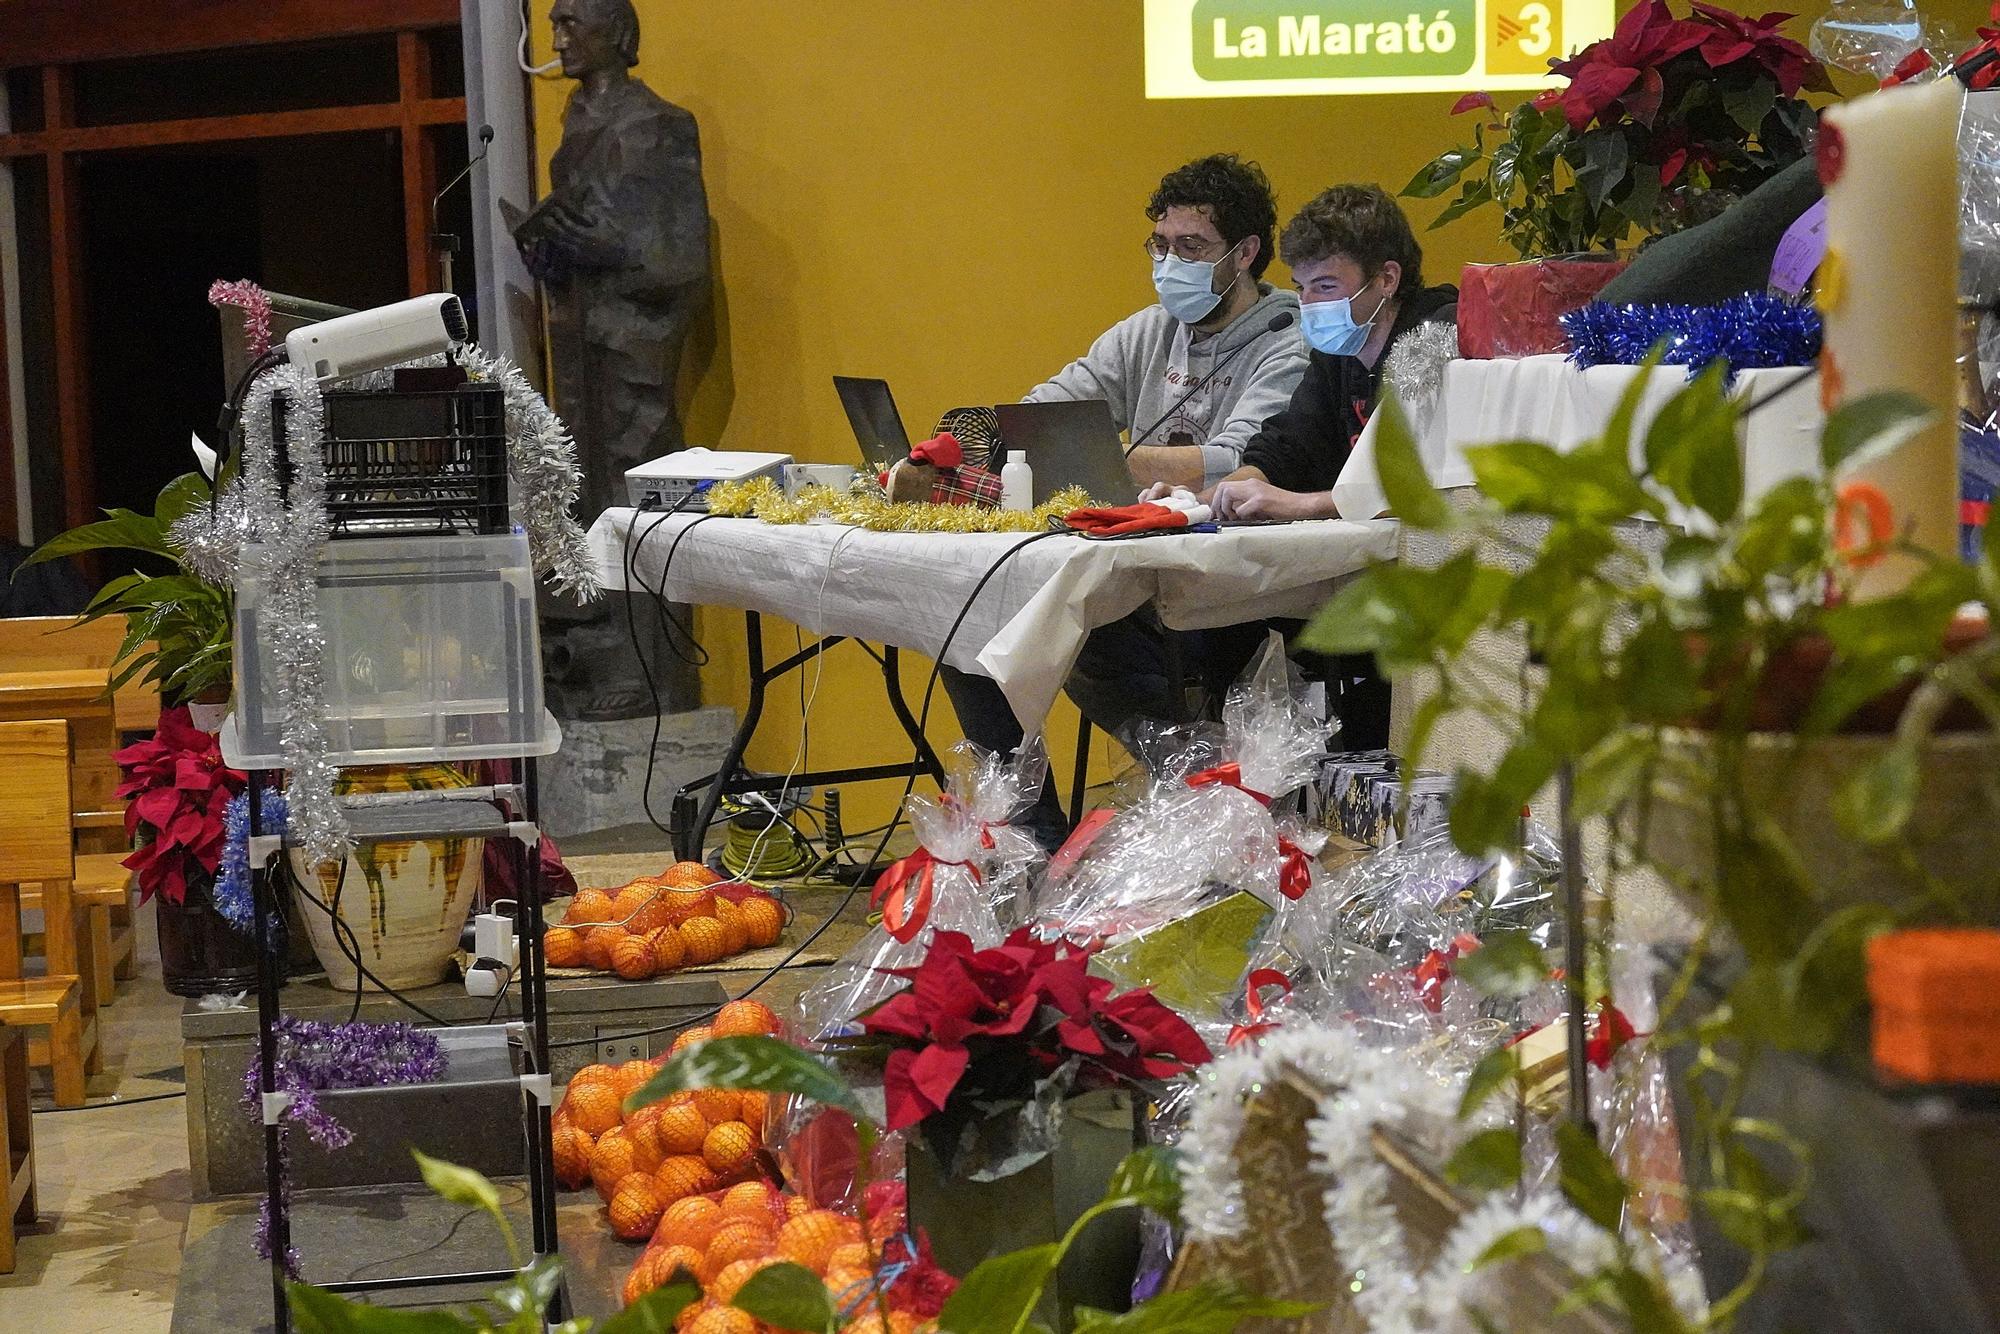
1144, 233, 1229, 263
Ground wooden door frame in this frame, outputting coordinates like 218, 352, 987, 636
0, 0, 465, 539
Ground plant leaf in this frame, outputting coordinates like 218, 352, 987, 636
1070, 1280, 1320, 1332
936, 1244, 1061, 1334
730, 1262, 838, 1334
1574, 130, 1631, 212
286, 1282, 470, 1332
154, 471, 213, 530
19, 510, 176, 567
1446, 1128, 1525, 1192
1571, 730, 1658, 821
411, 1150, 504, 1227
600, 1280, 704, 1334
1459, 1044, 1521, 1120
1471, 1223, 1547, 1269
1374, 393, 1452, 529
1101, 1146, 1183, 1223
1556, 1121, 1628, 1233
627, 1035, 865, 1120
1643, 361, 1741, 523
1403, 147, 1478, 199
1833, 741, 1920, 846
1454, 931, 1549, 1000
1820, 391, 1937, 475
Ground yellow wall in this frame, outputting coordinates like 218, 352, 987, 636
530, 0, 1521, 826
528, 0, 1987, 828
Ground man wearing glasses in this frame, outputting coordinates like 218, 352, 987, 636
1025, 153, 1307, 491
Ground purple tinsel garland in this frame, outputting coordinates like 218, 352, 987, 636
243, 1017, 447, 1272
1561, 293, 1822, 380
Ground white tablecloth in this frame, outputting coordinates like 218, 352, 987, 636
589, 510, 1399, 731
1333, 354, 1824, 520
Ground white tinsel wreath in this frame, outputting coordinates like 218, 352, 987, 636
1180, 1026, 1705, 1333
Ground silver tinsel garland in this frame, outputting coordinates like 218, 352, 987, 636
457, 345, 602, 602
170, 345, 602, 869
237, 362, 349, 868
1379, 320, 1459, 441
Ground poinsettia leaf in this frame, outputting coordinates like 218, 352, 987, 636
1402, 146, 1478, 199
729, 1262, 838, 1333
937, 1243, 1060, 1334
630, 1035, 865, 1120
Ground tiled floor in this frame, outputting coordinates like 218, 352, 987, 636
0, 908, 191, 1332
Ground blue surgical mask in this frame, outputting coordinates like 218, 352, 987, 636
1152, 240, 1244, 325
1301, 279, 1390, 357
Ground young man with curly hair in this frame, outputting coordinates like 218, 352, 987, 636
1191, 184, 1458, 520
1025, 153, 1308, 492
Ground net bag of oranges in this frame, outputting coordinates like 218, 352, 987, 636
542, 861, 789, 981
623, 1177, 956, 1333
551, 1000, 789, 1236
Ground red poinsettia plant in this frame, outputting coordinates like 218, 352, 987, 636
851, 927, 1211, 1175
1406, 0, 1832, 257
115, 705, 247, 906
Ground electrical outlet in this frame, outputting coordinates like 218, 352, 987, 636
595, 1032, 653, 1065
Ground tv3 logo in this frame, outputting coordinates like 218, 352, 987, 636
1489, 0, 1556, 73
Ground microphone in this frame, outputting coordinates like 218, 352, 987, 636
434, 124, 496, 222
1126, 310, 1296, 457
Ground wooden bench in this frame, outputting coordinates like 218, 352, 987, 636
0, 720, 100, 1106
0, 983, 66, 1271
17, 853, 137, 998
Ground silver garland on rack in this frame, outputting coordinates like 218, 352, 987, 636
1380, 320, 1459, 441
234, 363, 349, 868
457, 345, 602, 601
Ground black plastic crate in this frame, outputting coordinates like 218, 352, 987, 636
273, 383, 509, 537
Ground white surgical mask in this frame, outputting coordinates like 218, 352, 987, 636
1152, 239, 1244, 325
1300, 278, 1390, 357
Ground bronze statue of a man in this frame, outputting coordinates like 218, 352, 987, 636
513, 0, 712, 719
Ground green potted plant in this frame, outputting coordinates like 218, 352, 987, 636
1405, 0, 1829, 356
1296, 365, 1999, 1322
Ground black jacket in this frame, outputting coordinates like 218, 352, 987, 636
1240, 284, 1458, 496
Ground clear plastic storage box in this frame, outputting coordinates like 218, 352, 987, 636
222, 532, 558, 768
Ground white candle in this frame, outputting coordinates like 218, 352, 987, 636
1818, 78, 1963, 597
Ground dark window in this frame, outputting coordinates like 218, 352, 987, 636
73, 37, 401, 126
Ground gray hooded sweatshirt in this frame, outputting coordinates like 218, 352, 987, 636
1025, 284, 1306, 486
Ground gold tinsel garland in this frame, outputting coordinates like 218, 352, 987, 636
705, 477, 1094, 534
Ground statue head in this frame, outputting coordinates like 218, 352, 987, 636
550, 0, 640, 80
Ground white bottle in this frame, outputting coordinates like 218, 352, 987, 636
1000, 450, 1034, 512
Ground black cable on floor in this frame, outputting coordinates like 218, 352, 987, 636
34, 1088, 188, 1114
549, 527, 1065, 1050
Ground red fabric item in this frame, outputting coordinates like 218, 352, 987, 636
1458, 258, 1629, 358
1185, 762, 1274, 805
1065, 502, 1192, 536
909, 432, 965, 469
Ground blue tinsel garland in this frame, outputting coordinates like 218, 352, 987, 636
215, 787, 287, 932
1561, 293, 1822, 379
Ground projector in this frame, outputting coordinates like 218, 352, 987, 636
625, 448, 794, 512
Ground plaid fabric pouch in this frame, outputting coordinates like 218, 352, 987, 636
931, 464, 1004, 507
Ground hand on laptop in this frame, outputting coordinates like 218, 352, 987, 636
1210, 478, 1337, 522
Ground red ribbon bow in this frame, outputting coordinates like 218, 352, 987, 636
1227, 968, 1294, 1047
1186, 763, 1273, 805
908, 432, 965, 469
871, 847, 979, 943
1276, 836, 1313, 901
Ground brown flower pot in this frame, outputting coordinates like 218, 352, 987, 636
1689, 616, 1991, 734
1457, 255, 1629, 359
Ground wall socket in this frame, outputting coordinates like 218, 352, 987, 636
595, 1032, 655, 1065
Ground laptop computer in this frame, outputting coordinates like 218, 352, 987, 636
832, 376, 913, 467
992, 400, 1140, 507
